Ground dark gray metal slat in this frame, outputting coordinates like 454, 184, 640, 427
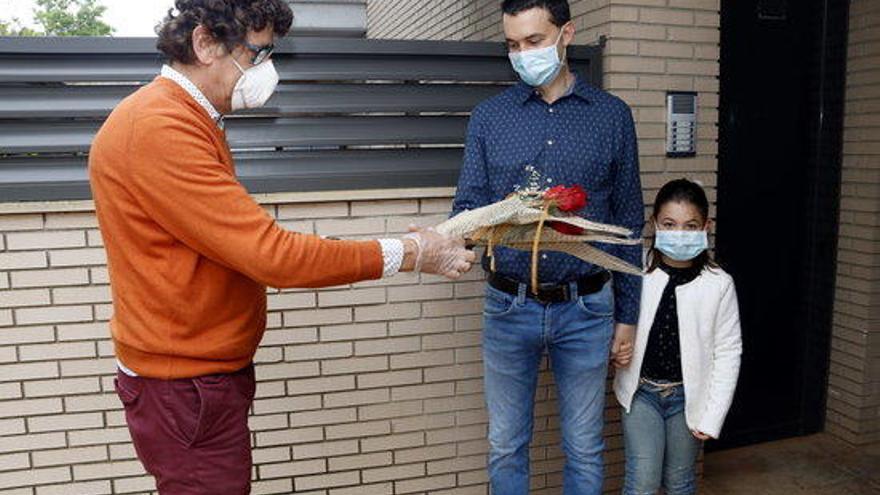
0, 83, 508, 119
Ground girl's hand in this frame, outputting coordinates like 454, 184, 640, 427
691, 430, 712, 441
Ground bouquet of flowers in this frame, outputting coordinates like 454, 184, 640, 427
436, 177, 642, 293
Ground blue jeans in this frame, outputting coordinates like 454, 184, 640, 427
482, 280, 615, 495
622, 382, 702, 495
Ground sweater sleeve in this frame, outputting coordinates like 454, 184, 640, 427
697, 276, 743, 438
123, 114, 383, 289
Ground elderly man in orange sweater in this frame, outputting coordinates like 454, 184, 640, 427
88, 1, 474, 493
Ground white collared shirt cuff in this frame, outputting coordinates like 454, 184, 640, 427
378, 239, 404, 278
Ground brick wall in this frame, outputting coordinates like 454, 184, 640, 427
0, 190, 527, 495
825, 0, 880, 446
367, 0, 721, 488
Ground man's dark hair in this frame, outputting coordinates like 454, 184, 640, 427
501, 0, 571, 27
157, 0, 294, 64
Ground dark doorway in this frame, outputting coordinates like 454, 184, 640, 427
713, 0, 850, 450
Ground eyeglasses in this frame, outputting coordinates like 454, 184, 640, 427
241, 40, 275, 66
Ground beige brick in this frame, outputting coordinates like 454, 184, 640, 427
0, 382, 21, 400
397, 473, 457, 493
31, 446, 108, 468
253, 395, 322, 415
0, 432, 66, 454
329, 452, 392, 472
285, 342, 352, 361
252, 479, 294, 494
358, 400, 424, 421
355, 302, 421, 322
278, 202, 348, 219
0, 309, 13, 327
420, 198, 453, 214
287, 375, 355, 395
60, 357, 115, 377
362, 463, 425, 484
295, 471, 360, 491
6, 231, 84, 251
319, 287, 386, 307
0, 361, 58, 382
361, 431, 425, 453
393, 382, 456, 401
396, 444, 457, 464
36, 480, 112, 495
355, 336, 421, 356
326, 419, 391, 440
72, 459, 143, 480
0, 452, 29, 471
331, 483, 393, 495
293, 439, 359, 460
52, 285, 111, 305
315, 218, 385, 237
267, 292, 315, 311
24, 377, 101, 398
256, 361, 319, 381
112, 475, 156, 493
56, 322, 108, 341
16, 304, 92, 325
324, 388, 389, 408
86, 230, 103, 247
396, 413, 456, 434
391, 350, 455, 369
44, 212, 98, 229
258, 458, 326, 479
0, 214, 43, 231
0, 251, 48, 270
19, 342, 96, 361
283, 307, 352, 327
321, 322, 387, 342
0, 466, 70, 490
0, 418, 25, 436
388, 283, 454, 302
11, 267, 90, 289
351, 200, 419, 216
358, 369, 422, 389
322, 355, 388, 375
65, 393, 122, 413
0, 288, 51, 308
290, 407, 356, 428
422, 299, 483, 317
28, 412, 104, 432
90, 267, 109, 284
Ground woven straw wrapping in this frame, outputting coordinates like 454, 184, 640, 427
435, 196, 643, 277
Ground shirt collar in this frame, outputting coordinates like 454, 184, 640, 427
514, 72, 593, 105
160, 64, 225, 129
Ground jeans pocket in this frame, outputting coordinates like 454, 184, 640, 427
576, 282, 614, 318
483, 286, 516, 317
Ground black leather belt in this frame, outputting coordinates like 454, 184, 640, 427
487, 271, 611, 304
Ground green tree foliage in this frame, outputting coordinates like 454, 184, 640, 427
1, 0, 114, 37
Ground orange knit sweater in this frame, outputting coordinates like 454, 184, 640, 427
89, 78, 383, 379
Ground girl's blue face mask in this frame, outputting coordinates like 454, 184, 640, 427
654, 229, 708, 261
508, 26, 567, 87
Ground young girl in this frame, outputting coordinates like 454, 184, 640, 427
613, 178, 742, 495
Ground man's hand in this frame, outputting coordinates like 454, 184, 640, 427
611, 323, 636, 369
402, 227, 476, 280
691, 430, 712, 441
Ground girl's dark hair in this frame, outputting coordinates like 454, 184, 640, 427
501, 0, 571, 27
647, 178, 718, 273
157, 0, 294, 65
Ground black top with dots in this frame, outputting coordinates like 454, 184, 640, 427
640, 262, 702, 382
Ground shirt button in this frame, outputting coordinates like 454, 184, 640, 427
541, 254, 548, 260
547, 140, 554, 146
549, 108, 555, 113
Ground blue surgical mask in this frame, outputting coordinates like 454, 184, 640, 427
508, 27, 567, 87
654, 229, 708, 261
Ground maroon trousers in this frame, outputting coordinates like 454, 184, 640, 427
115, 365, 256, 494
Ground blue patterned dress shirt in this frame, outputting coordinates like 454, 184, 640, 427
452, 74, 644, 324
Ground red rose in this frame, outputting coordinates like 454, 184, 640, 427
545, 185, 588, 212
548, 221, 584, 235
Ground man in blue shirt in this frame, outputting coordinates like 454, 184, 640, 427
451, 1, 643, 493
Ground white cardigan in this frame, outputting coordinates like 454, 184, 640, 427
613, 266, 743, 439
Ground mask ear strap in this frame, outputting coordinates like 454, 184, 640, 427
231, 57, 247, 75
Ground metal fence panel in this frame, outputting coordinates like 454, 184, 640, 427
0, 36, 602, 202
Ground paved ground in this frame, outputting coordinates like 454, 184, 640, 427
701, 434, 880, 494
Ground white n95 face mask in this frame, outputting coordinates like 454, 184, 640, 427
230, 58, 279, 111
